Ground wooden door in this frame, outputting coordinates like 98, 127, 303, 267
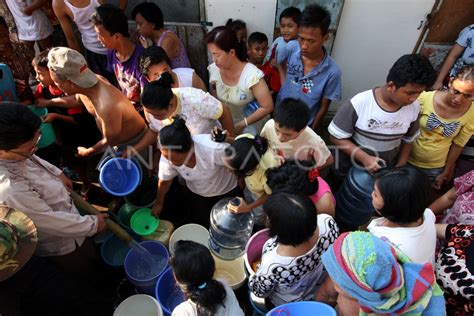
415, 0, 474, 71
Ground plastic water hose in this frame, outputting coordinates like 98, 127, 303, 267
70, 190, 133, 243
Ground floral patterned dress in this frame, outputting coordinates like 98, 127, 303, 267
443, 170, 474, 224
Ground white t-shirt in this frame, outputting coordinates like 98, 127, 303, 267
260, 119, 331, 167
172, 280, 244, 316
6, 0, 53, 41
173, 68, 194, 88
367, 208, 437, 264
328, 89, 420, 153
147, 87, 223, 135
158, 134, 237, 197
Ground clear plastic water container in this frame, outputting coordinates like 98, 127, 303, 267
209, 197, 254, 260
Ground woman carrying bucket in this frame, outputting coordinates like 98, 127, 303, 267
152, 116, 241, 228
170, 240, 244, 316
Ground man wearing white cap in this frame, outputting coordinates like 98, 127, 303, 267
47, 47, 146, 157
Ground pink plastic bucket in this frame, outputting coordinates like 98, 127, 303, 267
244, 229, 270, 276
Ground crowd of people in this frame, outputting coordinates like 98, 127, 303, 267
0, 1, 473, 315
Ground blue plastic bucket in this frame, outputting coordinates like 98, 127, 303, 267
101, 234, 132, 268
266, 301, 337, 316
28, 106, 56, 148
155, 267, 185, 316
124, 241, 169, 296
99, 157, 142, 196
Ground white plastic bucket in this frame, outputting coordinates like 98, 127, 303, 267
113, 294, 163, 316
212, 254, 246, 290
169, 224, 210, 255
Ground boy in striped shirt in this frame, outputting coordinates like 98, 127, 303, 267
328, 54, 436, 177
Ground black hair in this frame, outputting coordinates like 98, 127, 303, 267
32, 49, 50, 68
139, 46, 171, 77
171, 240, 226, 316
0, 102, 41, 150
248, 32, 268, 47
91, 4, 129, 37
273, 98, 310, 132
386, 54, 436, 89
279, 6, 302, 25
159, 116, 192, 153
453, 64, 474, 82
131, 2, 164, 29
299, 4, 331, 35
224, 135, 268, 178
374, 165, 432, 224
140, 72, 174, 110
225, 19, 246, 31
266, 160, 319, 196
264, 192, 317, 246
205, 26, 247, 62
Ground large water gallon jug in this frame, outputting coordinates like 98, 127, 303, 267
335, 167, 375, 230
209, 197, 254, 260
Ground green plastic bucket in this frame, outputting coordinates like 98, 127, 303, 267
28, 106, 56, 148
130, 208, 159, 236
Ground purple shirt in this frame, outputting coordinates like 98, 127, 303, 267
107, 45, 147, 105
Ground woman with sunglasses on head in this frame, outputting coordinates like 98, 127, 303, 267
408, 65, 474, 190
0, 103, 108, 277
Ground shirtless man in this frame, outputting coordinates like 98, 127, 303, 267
47, 47, 145, 157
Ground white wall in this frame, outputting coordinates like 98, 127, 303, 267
205, 0, 277, 44
330, 0, 435, 111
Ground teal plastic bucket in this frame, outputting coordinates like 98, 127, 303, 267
118, 203, 139, 230
101, 234, 132, 268
28, 106, 56, 148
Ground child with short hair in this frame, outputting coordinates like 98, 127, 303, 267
368, 165, 436, 264
170, 240, 244, 316
267, 7, 301, 78
277, 4, 341, 130
247, 32, 281, 98
329, 54, 437, 177
248, 192, 338, 307
266, 160, 336, 216
260, 98, 333, 168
